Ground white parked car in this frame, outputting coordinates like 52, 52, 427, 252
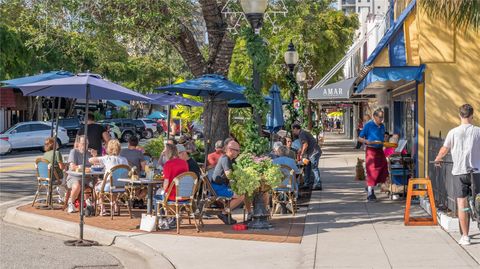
138, 118, 160, 139
0, 121, 69, 151
0, 139, 11, 155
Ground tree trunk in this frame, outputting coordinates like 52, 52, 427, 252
164, 1, 235, 155
65, 99, 77, 117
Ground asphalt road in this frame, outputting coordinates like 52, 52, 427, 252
0, 143, 148, 269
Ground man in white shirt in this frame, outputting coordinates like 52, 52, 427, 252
435, 104, 480, 246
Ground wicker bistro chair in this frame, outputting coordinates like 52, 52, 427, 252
197, 168, 233, 226
95, 164, 132, 219
271, 164, 297, 216
156, 172, 200, 234
32, 158, 63, 207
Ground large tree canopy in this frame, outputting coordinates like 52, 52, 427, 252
1, 0, 358, 153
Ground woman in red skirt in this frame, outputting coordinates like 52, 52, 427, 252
358, 109, 389, 201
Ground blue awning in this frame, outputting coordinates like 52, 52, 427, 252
364, 0, 416, 66
356, 65, 425, 93
107, 100, 131, 108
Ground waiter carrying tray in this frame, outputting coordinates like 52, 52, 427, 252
358, 109, 389, 201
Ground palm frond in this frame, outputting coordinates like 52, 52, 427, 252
420, 0, 480, 30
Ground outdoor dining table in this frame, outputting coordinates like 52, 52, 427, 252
67, 170, 105, 177
117, 178, 164, 215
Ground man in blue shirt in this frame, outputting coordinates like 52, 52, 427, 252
358, 109, 389, 201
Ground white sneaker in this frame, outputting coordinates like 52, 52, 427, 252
458, 235, 471, 246
67, 203, 76, 213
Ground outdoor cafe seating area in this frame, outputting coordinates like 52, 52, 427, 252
26, 137, 310, 241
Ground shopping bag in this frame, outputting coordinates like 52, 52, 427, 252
140, 214, 157, 232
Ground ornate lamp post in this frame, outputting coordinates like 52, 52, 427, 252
284, 40, 299, 127
240, 0, 268, 34
240, 0, 272, 229
284, 40, 299, 74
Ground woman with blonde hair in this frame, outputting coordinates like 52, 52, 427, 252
89, 139, 128, 216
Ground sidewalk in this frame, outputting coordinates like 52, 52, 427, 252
4, 133, 480, 268
128, 133, 479, 268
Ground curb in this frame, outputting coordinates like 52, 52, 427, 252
3, 204, 175, 269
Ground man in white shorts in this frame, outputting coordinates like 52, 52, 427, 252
435, 104, 480, 245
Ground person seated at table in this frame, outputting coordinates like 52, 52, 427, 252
157, 144, 189, 229
207, 140, 224, 169
269, 141, 284, 159
66, 135, 95, 213
273, 146, 300, 176
179, 134, 196, 153
384, 134, 407, 158
212, 140, 250, 225
272, 145, 301, 213
177, 144, 201, 179
158, 139, 177, 168
282, 136, 298, 160
89, 139, 128, 215
120, 136, 146, 174
42, 137, 65, 181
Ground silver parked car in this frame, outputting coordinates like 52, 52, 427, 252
0, 121, 69, 151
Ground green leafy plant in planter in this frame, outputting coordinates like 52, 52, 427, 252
231, 153, 283, 198
191, 139, 205, 164
144, 136, 164, 159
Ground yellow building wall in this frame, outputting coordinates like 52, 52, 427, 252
372, 48, 390, 67
409, 2, 480, 176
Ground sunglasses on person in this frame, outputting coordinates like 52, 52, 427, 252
229, 147, 240, 152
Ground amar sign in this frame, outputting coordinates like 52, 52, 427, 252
308, 77, 357, 100
322, 88, 345, 97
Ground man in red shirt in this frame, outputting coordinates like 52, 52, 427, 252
207, 140, 224, 169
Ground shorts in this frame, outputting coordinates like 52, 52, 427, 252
211, 183, 234, 198
453, 173, 480, 198
66, 176, 91, 189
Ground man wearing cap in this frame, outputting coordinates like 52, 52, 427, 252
207, 140, 224, 169
212, 140, 250, 224
177, 144, 201, 179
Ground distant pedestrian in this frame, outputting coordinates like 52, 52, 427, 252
435, 104, 480, 246
355, 119, 364, 149
358, 109, 388, 201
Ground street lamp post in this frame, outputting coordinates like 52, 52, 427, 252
240, 0, 273, 230
284, 40, 299, 126
241, 0, 268, 135
296, 67, 308, 127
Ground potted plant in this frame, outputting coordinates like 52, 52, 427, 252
231, 153, 283, 229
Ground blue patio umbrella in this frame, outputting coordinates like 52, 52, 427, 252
156, 74, 245, 166
17, 73, 151, 246
147, 92, 203, 107
155, 74, 245, 99
0, 70, 74, 87
146, 111, 167, 120
228, 96, 273, 108
266, 83, 284, 135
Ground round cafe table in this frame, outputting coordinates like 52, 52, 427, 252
118, 178, 164, 215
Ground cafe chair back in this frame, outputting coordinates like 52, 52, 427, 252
271, 164, 297, 216
197, 168, 233, 226
156, 172, 200, 234
32, 158, 62, 207
96, 164, 132, 219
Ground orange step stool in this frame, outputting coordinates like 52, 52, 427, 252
404, 177, 438, 226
